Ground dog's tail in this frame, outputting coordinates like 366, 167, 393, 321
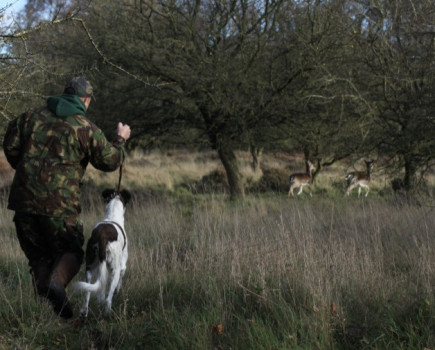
74, 261, 108, 296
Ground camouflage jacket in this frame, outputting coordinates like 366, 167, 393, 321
3, 94, 126, 218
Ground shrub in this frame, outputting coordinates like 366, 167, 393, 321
248, 167, 289, 193
188, 169, 229, 194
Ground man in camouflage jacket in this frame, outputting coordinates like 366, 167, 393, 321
3, 77, 131, 319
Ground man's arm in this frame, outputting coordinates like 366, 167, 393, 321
89, 123, 131, 172
3, 114, 26, 169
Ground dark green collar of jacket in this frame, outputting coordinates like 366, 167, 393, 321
47, 94, 87, 117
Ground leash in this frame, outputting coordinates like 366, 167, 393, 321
117, 163, 123, 193
112, 163, 126, 250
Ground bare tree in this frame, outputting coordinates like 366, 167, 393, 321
352, 0, 435, 191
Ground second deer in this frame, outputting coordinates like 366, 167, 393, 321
345, 160, 374, 197
288, 160, 316, 197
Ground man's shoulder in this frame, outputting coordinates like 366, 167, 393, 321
17, 105, 44, 119
31, 104, 93, 128
25, 107, 100, 137
70, 114, 98, 130
10, 106, 47, 130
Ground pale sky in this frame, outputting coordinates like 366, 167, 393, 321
3, 0, 26, 24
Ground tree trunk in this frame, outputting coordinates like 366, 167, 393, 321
199, 105, 244, 200
217, 144, 245, 200
250, 145, 263, 172
403, 156, 417, 192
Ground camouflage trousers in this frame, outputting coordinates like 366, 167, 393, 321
13, 212, 85, 269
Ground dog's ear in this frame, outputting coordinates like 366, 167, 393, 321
102, 189, 116, 202
120, 190, 132, 205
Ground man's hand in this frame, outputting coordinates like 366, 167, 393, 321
117, 122, 131, 141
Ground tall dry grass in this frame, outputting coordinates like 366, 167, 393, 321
74, 192, 434, 349
0, 150, 433, 349
124, 196, 434, 333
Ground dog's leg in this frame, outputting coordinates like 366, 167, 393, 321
79, 269, 93, 318
105, 269, 121, 315
115, 268, 126, 294
115, 253, 128, 294
96, 261, 108, 305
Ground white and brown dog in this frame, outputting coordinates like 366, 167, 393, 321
74, 188, 131, 318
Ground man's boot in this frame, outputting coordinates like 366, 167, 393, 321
47, 252, 81, 319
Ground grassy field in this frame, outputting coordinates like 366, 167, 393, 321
0, 150, 433, 349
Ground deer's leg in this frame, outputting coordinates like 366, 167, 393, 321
346, 182, 358, 196
297, 185, 304, 196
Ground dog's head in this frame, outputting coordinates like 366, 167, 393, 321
102, 189, 132, 207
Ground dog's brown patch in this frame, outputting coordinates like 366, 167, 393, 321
85, 224, 118, 266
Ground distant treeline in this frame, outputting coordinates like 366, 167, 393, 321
1, 0, 434, 198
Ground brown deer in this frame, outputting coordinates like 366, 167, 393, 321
345, 160, 374, 197
288, 160, 316, 197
